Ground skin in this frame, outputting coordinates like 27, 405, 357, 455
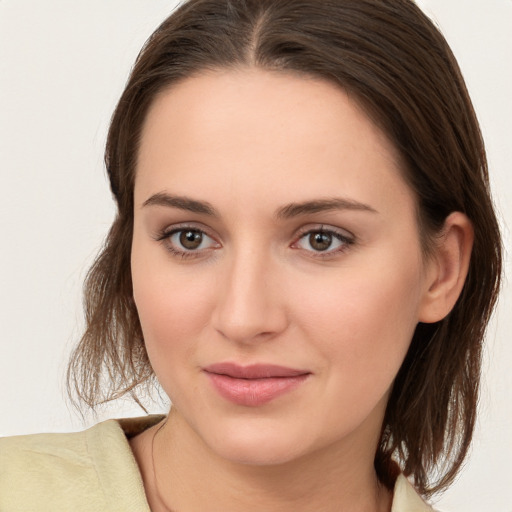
129, 69, 473, 512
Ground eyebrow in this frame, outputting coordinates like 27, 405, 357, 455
142, 192, 377, 218
142, 192, 217, 216
275, 198, 377, 219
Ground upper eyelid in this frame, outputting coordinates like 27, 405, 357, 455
293, 224, 355, 240
158, 222, 218, 240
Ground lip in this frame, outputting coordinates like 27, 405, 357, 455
203, 363, 311, 407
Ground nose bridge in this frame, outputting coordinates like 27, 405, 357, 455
212, 242, 286, 343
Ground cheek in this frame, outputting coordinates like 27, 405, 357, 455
133, 275, 214, 402
134, 277, 209, 342
131, 244, 216, 387
290, 253, 423, 382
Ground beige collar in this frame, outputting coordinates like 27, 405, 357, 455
391, 474, 434, 511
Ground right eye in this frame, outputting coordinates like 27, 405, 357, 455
159, 227, 220, 259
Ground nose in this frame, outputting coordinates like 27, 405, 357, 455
211, 247, 288, 344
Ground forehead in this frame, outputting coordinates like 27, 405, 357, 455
134, 68, 413, 217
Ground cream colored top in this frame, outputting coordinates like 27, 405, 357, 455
0, 416, 434, 511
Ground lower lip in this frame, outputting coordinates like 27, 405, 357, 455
205, 372, 310, 407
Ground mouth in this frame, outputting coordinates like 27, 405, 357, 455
202, 362, 311, 407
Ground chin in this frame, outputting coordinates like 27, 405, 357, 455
197, 415, 319, 467
211, 435, 305, 467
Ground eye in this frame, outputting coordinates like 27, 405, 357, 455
293, 227, 353, 255
158, 227, 220, 258
173, 229, 207, 250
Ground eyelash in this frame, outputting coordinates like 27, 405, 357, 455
155, 224, 355, 260
155, 224, 219, 260
291, 226, 355, 259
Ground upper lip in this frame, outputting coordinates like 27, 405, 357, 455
203, 362, 310, 379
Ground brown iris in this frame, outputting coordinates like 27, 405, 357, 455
180, 230, 203, 250
309, 232, 333, 251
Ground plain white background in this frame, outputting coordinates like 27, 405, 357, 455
0, 1, 510, 510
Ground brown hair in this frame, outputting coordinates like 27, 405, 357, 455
67, 0, 502, 497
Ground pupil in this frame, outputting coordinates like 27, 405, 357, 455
180, 230, 202, 249
310, 232, 332, 251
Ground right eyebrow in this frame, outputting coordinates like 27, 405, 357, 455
142, 192, 218, 216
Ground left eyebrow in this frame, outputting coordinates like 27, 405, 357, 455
275, 198, 378, 219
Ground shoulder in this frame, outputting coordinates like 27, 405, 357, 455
391, 474, 436, 512
0, 416, 163, 512
0, 426, 97, 508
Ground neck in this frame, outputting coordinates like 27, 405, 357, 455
134, 409, 392, 512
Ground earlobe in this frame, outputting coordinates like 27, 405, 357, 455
418, 212, 474, 324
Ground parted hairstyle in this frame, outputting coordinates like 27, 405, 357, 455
67, 0, 502, 497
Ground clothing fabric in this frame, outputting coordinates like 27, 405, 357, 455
0, 416, 434, 511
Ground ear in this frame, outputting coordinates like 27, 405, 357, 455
418, 212, 474, 323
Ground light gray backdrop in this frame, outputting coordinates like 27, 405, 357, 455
0, 1, 510, 510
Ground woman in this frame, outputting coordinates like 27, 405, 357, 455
0, 0, 502, 510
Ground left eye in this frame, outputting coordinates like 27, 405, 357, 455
167, 229, 218, 252
294, 230, 351, 253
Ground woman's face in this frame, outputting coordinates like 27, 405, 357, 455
131, 69, 436, 465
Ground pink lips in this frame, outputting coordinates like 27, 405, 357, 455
203, 363, 310, 407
